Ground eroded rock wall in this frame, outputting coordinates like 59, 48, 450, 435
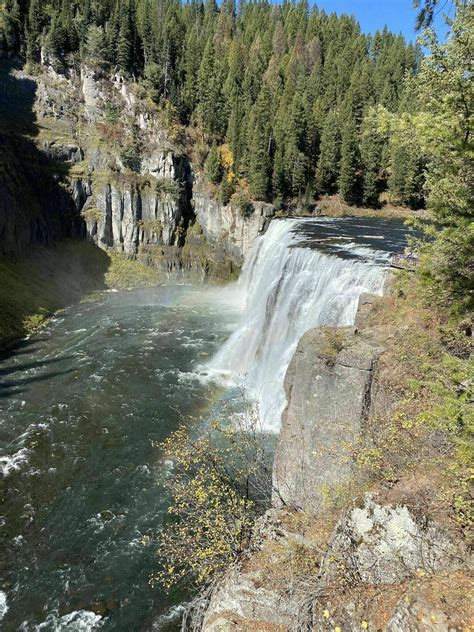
194, 183, 274, 264
1, 62, 272, 274
273, 326, 384, 513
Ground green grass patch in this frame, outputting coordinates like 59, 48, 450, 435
104, 252, 161, 290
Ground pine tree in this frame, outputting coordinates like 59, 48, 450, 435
315, 111, 340, 194
248, 83, 273, 201
360, 111, 384, 207
388, 141, 424, 209
272, 146, 287, 200
117, 5, 133, 75
196, 38, 227, 139
181, 24, 203, 115
205, 145, 223, 184
85, 24, 107, 69
0, 0, 21, 53
44, 13, 67, 62
338, 116, 362, 204
26, 0, 43, 62
226, 99, 244, 173
285, 92, 308, 196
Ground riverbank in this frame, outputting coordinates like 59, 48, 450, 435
316, 193, 426, 219
275, 193, 426, 220
0, 240, 161, 349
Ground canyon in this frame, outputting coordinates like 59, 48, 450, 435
0, 59, 471, 632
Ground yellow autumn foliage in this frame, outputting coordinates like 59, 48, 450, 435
152, 410, 273, 590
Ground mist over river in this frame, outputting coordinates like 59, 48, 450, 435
0, 218, 409, 630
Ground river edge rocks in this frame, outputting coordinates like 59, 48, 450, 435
198, 293, 473, 632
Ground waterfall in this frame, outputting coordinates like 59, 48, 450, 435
208, 218, 391, 431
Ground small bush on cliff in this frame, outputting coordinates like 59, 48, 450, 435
155, 177, 182, 198
232, 188, 254, 218
151, 409, 274, 590
320, 328, 348, 366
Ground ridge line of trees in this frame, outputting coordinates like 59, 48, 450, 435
1, 0, 426, 208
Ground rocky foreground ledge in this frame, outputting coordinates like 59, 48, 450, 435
197, 294, 473, 632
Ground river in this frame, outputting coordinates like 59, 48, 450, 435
0, 285, 242, 630
0, 217, 409, 630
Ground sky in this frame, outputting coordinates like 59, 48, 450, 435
317, 0, 453, 42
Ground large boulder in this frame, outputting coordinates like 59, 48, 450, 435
321, 496, 466, 586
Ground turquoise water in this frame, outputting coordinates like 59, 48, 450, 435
0, 285, 241, 631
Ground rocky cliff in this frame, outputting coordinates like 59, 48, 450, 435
273, 326, 384, 513
0, 61, 273, 277
199, 294, 473, 632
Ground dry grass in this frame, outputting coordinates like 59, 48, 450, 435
352, 273, 473, 533
316, 193, 427, 219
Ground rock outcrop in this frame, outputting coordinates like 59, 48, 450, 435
354, 292, 383, 327
273, 326, 384, 513
194, 183, 274, 264
201, 497, 470, 632
322, 496, 464, 585
201, 509, 318, 632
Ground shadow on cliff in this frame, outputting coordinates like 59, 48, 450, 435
0, 60, 82, 255
0, 61, 111, 350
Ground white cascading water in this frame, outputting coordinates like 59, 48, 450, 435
208, 218, 391, 431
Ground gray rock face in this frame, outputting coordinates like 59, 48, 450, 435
41, 141, 84, 163
354, 292, 383, 327
193, 185, 274, 263
202, 566, 295, 631
323, 496, 466, 585
81, 151, 192, 257
273, 326, 384, 513
81, 66, 103, 121
201, 499, 469, 632
201, 510, 311, 632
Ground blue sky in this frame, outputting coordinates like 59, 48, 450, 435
317, 0, 453, 42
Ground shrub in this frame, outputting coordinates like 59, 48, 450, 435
104, 105, 120, 124
151, 409, 274, 590
96, 121, 124, 143
320, 328, 348, 366
81, 207, 102, 223
120, 143, 141, 172
155, 177, 182, 198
